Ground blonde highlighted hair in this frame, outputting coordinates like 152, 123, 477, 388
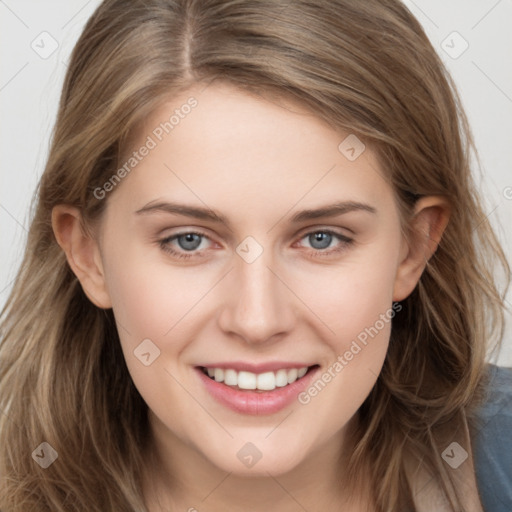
0, 0, 509, 510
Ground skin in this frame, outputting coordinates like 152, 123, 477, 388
52, 82, 450, 511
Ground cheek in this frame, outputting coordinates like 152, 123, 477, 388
103, 240, 215, 341
295, 256, 398, 424
292, 242, 399, 347
101, 245, 209, 431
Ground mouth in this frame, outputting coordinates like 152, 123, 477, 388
199, 365, 319, 392
196, 363, 320, 414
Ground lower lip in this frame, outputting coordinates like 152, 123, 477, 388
195, 366, 320, 415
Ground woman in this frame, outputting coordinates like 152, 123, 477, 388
0, 0, 510, 510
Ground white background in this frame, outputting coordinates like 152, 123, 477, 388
1, 0, 511, 365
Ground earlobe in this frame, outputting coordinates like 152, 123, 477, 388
51, 205, 112, 309
392, 196, 451, 302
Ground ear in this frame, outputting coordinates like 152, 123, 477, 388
393, 196, 451, 302
51, 205, 112, 309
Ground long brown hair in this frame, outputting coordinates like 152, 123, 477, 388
0, 0, 509, 510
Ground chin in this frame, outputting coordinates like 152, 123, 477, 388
202, 441, 308, 477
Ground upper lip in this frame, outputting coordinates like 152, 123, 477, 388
196, 361, 317, 373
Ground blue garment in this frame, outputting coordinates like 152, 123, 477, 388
472, 364, 512, 511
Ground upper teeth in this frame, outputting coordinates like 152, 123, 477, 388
205, 367, 309, 391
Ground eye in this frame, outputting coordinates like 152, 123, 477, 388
159, 231, 212, 260
158, 228, 354, 261
296, 229, 353, 257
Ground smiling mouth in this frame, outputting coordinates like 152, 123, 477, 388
199, 365, 319, 392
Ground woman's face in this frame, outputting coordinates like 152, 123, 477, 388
95, 82, 413, 476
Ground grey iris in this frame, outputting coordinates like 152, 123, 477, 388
177, 233, 202, 251
309, 232, 332, 249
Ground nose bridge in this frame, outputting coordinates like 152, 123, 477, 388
219, 240, 294, 344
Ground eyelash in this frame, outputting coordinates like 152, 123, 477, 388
158, 229, 354, 260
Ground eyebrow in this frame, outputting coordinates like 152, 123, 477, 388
134, 200, 377, 226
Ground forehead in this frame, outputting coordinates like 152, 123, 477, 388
109, 82, 395, 222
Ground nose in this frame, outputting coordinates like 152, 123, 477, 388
217, 249, 296, 345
